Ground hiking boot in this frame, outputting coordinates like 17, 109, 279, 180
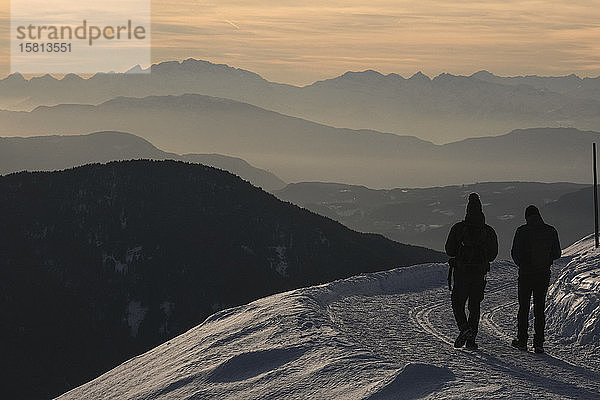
511, 339, 527, 351
454, 329, 471, 348
465, 339, 478, 350
534, 345, 544, 354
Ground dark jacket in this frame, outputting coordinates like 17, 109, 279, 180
511, 214, 561, 276
445, 211, 498, 273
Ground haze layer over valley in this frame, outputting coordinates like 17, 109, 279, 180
0, 95, 597, 187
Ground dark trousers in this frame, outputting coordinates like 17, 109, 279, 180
452, 270, 486, 338
517, 273, 550, 346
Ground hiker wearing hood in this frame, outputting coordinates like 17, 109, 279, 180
511, 205, 561, 353
445, 193, 498, 349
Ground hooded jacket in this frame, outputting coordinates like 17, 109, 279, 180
511, 208, 561, 276
445, 194, 498, 273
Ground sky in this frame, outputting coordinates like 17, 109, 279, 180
1, 0, 599, 84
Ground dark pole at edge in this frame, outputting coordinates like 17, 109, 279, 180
594, 143, 599, 248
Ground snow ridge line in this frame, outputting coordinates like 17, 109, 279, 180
304, 263, 448, 308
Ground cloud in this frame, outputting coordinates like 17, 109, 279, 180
1, 0, 599, 82
146, 0, 600, 84
223, 20, 240, 30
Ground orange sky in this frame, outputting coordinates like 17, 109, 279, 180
1, 0, 599, 84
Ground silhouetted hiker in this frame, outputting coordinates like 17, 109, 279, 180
510, 205, 561, 354
445, 193, 498, 349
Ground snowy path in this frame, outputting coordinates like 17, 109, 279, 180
328, 261, 600, 399
58, 244, 600, 400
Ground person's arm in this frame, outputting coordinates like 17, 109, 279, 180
486, 226, 499, 262
551, 227, 561, 261
511, 227, 523, 266
445, 224, 460, 257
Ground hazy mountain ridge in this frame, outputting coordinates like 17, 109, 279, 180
0, 99, 597, 187
0, 59, 275, 111
4, 129, 590, 257
470, 70, 600, 102
275, 181, 589, 259
0, 131, 286, 191
2, 59, 600, 142
0, 160, 444, 399
0, 93, 439, 187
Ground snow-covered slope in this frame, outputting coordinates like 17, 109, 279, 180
58, 247, 600, 399
546, 234, 600, 352
57, 265, 454, 400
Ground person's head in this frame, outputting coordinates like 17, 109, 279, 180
466, 192, 482, 214
525, 205, 543, 223
465, 192, 484, 224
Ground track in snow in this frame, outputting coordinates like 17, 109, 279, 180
328, 262, 600, 399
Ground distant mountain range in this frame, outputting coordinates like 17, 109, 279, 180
1, 59, 599, 142
0, 160, 444, 399
0, 131, 286, 191
470, 70, 600, 102
3, 129, 590, 256
0, 97, 597, 187
275, 181, 589, 259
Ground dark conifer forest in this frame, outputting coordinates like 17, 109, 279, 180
0, 160, 444, 399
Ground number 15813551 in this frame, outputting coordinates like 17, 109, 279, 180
18, 42, 72, 53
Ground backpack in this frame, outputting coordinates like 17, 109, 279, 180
457, 224, 487, 266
